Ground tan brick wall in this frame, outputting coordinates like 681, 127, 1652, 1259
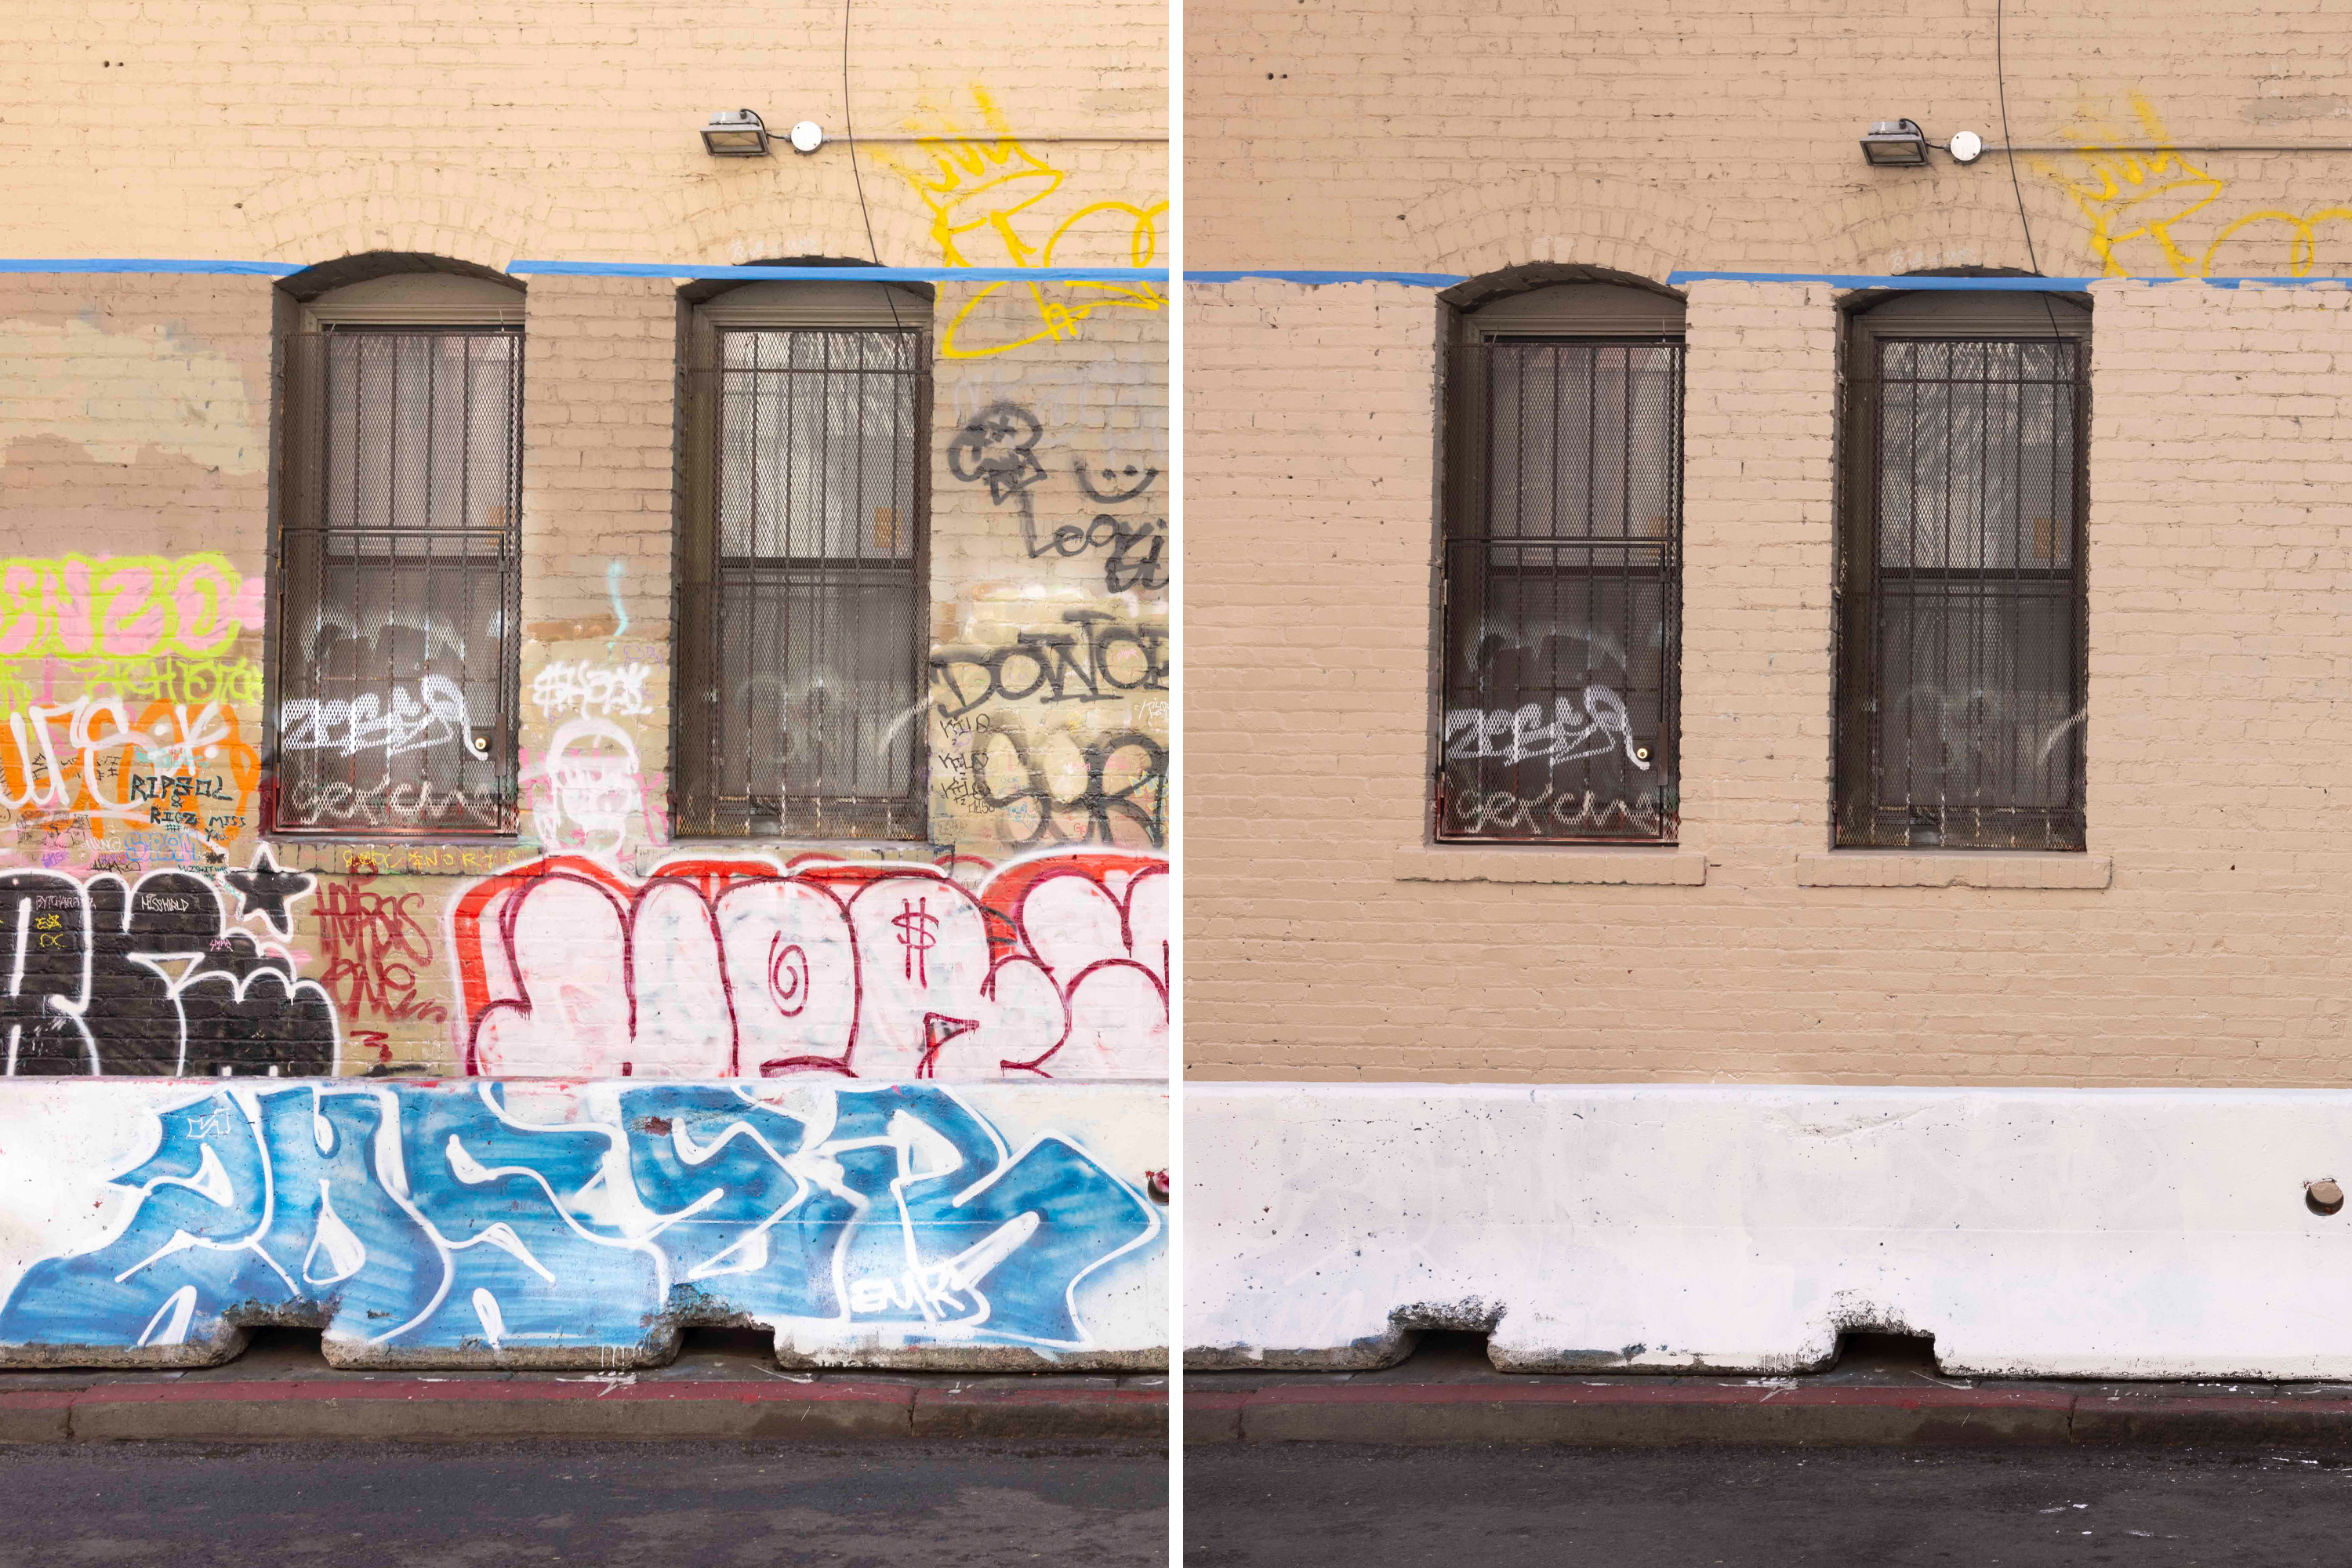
1188, 0, 2352, 283
1184, 276, 2352, 1085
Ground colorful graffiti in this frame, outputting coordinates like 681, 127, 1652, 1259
0, 1080, 1161, 1363
880, 87, 1167, 359
0, 859, 337, 1077
452, 849, 1167, 1081
2036, 93, 2352, 278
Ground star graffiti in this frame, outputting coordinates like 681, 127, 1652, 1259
223, 846, 317, 938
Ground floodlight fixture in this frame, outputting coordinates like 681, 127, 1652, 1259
1860, 118, 1932, 167
702, 109, 771, 157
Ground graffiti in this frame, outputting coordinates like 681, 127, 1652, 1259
0, 869, 339, 1076
2037, 93, 2352, 278
0, 554, 262, 663
453, 849, 1167, 1081
221, 845, 314, 938
314, 876, 446, 1026
278, 676, 473, 759
946, 402, 1049, 504
944, 407, 1167, 596
524, 717, 652, 862
0, 696, 260, 851
1443, 688, 1647, 771
1441, 783, 1664, 840
1880, 686, 2088, 784
929, 611, 1168, 721
879, 87, 1167, 359
943, 718, 1166, 850
278, 776, 504, 834
0, 1080, 1160, 1360
531, 659, 653, 720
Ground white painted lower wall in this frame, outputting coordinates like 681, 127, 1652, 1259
1185, 1083, 2352, 1378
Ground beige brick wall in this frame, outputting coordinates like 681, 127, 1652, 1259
1185, 276, 2352, 1084
1188, 0, 2352, 282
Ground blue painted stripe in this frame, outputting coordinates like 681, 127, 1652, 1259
508, 262, 1169, 282
1181, 268, 1469, 287
1668, 270, 2100, 289
0, 258, 303, 276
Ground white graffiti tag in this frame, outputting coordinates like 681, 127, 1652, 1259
278, 677, 472, 758
1443, 685, 1648, 771
531, 661, 652, 720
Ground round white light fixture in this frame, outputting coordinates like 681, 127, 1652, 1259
1949, 129, 1984, 164
789, 121, 825, 154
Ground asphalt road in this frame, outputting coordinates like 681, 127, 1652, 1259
1185, 1443, 2352, 1566
0, 1439, 1168, 1567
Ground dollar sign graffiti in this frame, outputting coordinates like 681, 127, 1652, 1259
892, 897, 938, 987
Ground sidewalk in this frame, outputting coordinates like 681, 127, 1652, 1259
1187, 1334, 2352, 1448
0, 1330, 1166, 1443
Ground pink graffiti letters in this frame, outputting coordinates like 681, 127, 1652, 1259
452, 850, 1167, 1082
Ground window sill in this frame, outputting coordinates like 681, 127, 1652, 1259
1795, 851, 2112, 890
1392, 845, 1708, 886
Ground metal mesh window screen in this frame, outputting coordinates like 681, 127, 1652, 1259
676, 327, 927, 840
274, 328, 521, 837
1439, 337, 1682, 842
1836, 335, 2088, 850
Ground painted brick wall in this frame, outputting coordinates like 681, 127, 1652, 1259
1185, 276, 2352, 1084
1188, 0, 2352, 282
0, 5, 1169, 1087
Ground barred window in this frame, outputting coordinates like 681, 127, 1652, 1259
1834, 290, 2090, 851
1438, 282, 1684, 844
675, 281, 929, 840
273, 272, 524, 837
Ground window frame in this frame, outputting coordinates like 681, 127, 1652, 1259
1831, 288, 2093, 853
1436, 281, 1687, 846
266, 272, 527, 840
671, 281, 934, 843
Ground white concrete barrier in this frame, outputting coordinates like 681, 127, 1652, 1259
1185, 1083, 2352, 1377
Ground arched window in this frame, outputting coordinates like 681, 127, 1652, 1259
273, 260, 526, 837
1438, 280, 1685, 844
1833, 289, 2090, 851
674, 278, 931, 840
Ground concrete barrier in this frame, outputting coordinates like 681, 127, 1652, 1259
0, 1079, 1166, 1370
1185, 1083, 2352, 1378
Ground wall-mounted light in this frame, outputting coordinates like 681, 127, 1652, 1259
1860, 118, 1931, 167
702, 108, 771, 157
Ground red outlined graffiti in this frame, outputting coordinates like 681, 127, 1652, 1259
449, 849, 1166, 1082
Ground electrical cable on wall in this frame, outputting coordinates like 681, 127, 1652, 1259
1994, 0, 2065, 339
843, 0, 904, 330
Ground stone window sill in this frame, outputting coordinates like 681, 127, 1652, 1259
1795, 852, 2112, 890
1392, 845, 1708, 886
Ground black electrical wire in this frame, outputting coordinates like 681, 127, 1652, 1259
842, 0, 903, 330
1994, 0, 2064, 339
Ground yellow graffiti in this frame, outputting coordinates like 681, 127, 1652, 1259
2036, 94, 2352, 278
878, 88, 1167, 359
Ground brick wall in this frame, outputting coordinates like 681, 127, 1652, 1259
1185, 277, 2352, 1084
0, 5, 1168, 1086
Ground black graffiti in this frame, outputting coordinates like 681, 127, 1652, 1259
929, 611, 1170, 721
946, 403, 1047, 503
974, 721, 1167, 849
1025, 513, 1168, 594
1073, 460, 1160, 506
0, 870, 339, 1077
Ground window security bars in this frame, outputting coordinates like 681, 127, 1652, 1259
675, 328, 928, 840
273, 329, 522, 837
1439, 338, 1682, 843
1835, 336, 2089, 851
